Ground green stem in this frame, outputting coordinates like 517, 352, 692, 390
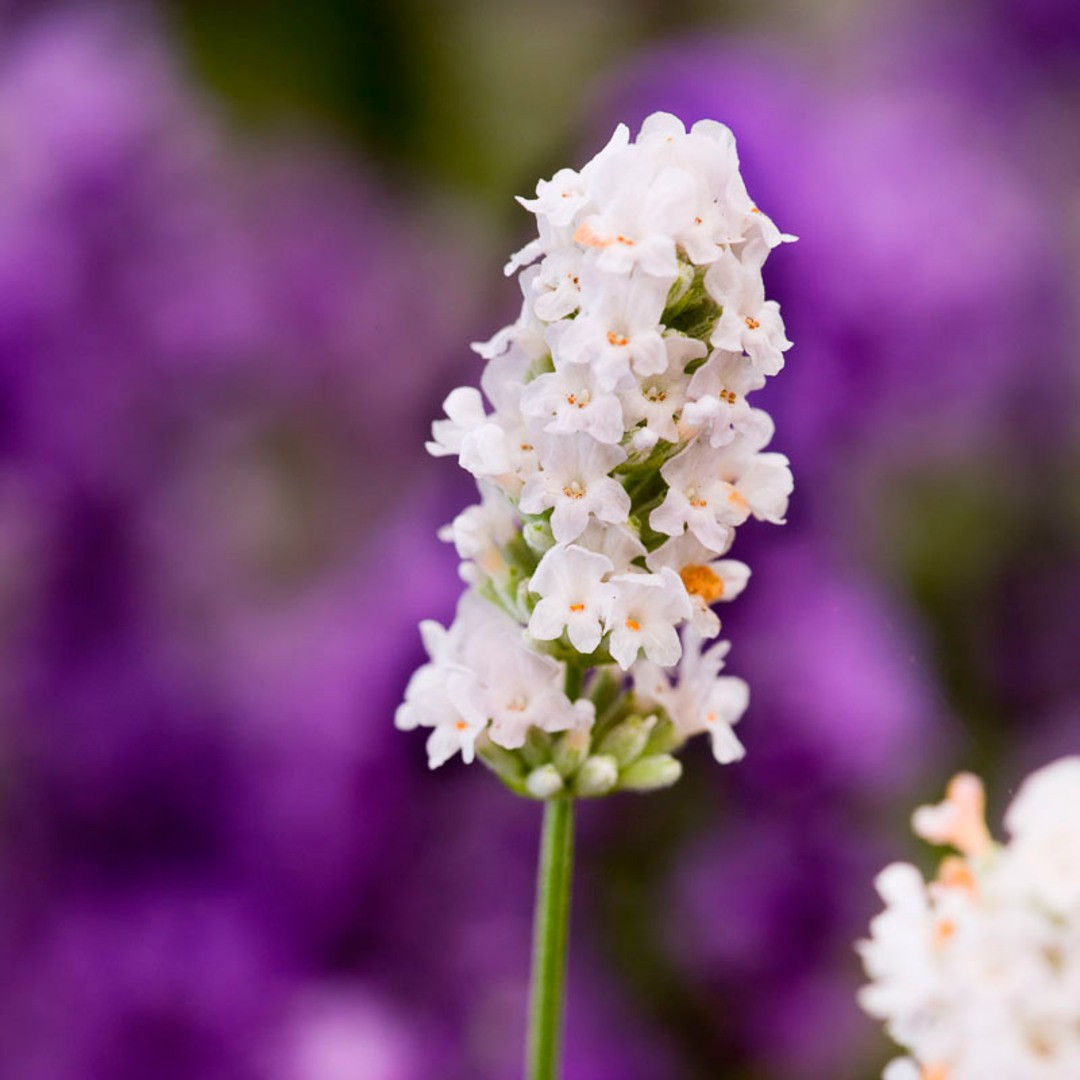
525, 794, 575, 1080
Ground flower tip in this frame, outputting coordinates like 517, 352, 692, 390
912, 771, 992, 858
526, 764, 565, 800
618, 754, 682, 792
574, 754, 619, 798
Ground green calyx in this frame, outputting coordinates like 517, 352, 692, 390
662, 262, 721, 342
477, 670, 684, 802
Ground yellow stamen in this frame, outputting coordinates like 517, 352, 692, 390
745, 317, 760, 331
625, 618, 641, 632
932, 918, 957, 949
727, 488, 750, 512
568, 603, 585, 613
680, 564, 725, 603
573, 222, 608, 247
937, 856, 978, 897
607, 331, 630, 347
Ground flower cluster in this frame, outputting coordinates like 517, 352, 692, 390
859, 757, 1080, 1079
398, 113, 794, 795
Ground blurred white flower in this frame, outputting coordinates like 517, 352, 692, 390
859, 758, 1080, 1079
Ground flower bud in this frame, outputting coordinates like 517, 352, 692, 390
521, 727, 553, 768
523, 518, 556, 555
553, 727, 591, 777
619, 754, 682, 792
599, 714, 656, 766
574, 754, 619, 798
642, 716, 682, 756
587, 670, 623, 717
526, 764, 565, 800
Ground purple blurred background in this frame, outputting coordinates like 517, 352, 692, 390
0, 2, 1076, 1077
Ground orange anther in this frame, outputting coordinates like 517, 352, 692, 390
932, 918, 957, 948
937, 856, 978, 896
680, 564, 725, 603
727, 488, 750, 512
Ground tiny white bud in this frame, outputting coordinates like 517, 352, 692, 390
631, 427, 660, 453
526, 764, 565, 800
574, 754, 619, 798
553, 727, 591, 777
523, 519, 556, 555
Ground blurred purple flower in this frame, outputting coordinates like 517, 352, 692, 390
669, 810, 890, 1079
0, 7, 256, 487
207, 496, 465, 952
997, 0, 1080, 53
729, 537, 945, 799
0, 886, 289, 1080
268, 982, 446, 1080
379, 768, 684, 1079
0, 7, 491, 1076
0, 6, 476, 493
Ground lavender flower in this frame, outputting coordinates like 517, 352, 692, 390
402, 114, 796, 791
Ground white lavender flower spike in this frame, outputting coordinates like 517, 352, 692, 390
398, 113, 795, 791
858, 757, 1080, 1080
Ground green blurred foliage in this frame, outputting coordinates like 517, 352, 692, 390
169, 0, 754, 213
